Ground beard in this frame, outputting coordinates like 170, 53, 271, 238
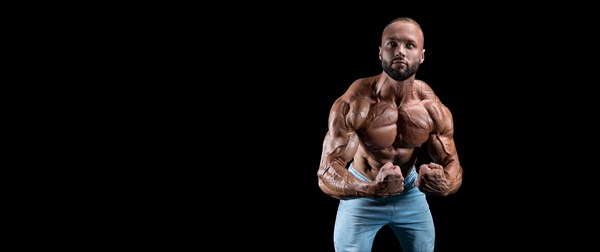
381, 59, 419, 81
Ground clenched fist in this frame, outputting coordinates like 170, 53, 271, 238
417, 162, 451, 196
372, 162, 405, 197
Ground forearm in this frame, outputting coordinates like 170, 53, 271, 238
317, 160, 374, 199
442, 162, 462, 195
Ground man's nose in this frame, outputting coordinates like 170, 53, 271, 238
395, 46, 406, 57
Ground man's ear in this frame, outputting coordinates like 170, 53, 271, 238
378, 47, 382, 60
420, 49, 425, 63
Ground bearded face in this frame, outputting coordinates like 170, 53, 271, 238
381, 58, 420, 81
379, 21, 425, 81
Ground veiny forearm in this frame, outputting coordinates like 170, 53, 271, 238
423, 129, 463, 196
317, 159, 374, 199
444, 161, 463, 194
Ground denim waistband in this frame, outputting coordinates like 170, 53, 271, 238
348, 163, 417, 191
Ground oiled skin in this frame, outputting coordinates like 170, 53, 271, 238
317, 20, 463, 199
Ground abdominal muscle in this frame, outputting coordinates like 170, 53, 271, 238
352, 146, 418, 181
348, 99, 431, 181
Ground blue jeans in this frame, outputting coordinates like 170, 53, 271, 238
333, 164, 435, 252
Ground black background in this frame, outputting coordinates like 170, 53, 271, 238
207, 10, 503, 251
262, 12, 484, 251
121, 4, 599, 251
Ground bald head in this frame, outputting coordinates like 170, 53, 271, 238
384, 17, 423, 32
382, 17, 424, 48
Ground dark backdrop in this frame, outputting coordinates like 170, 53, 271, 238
125, 4, 597, 251
213, 10, 495, 252
273, 13, 480, 251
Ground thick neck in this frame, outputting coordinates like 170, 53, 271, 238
375, 73, 418, 105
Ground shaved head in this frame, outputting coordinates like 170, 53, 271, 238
383, 17, 424, 47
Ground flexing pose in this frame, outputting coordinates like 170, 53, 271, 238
317, 17, 463, 252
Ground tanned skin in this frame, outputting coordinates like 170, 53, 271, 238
317, 18, 463, 199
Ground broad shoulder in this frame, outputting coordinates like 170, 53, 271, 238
414, 79, 438, 101
414, 80, 454, 131
339, 75, 379, 102
422, 96, 453, 133
329, 76, 379, 128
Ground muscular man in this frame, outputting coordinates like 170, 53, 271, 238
317, 17, 463, 252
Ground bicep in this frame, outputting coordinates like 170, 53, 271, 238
426, 103, 458, 164
426, 133, 457, 164
322, 130, 358, 164
321, 101, 359, 164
